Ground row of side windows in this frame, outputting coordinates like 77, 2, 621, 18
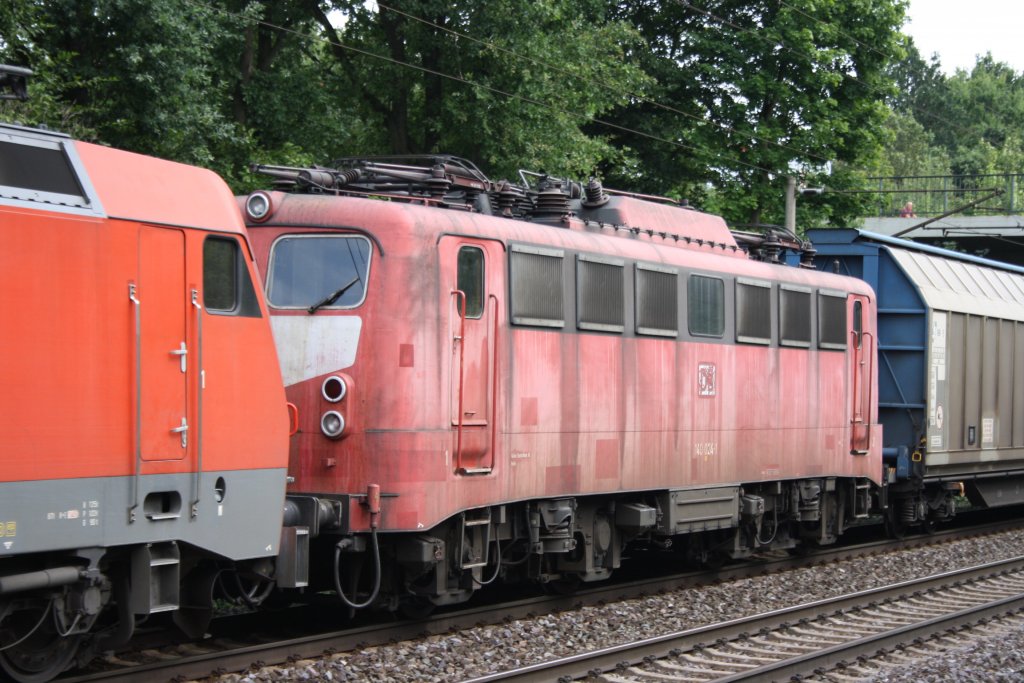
507, 245, 848, 349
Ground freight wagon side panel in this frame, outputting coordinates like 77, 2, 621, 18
807, 228, 1024, 507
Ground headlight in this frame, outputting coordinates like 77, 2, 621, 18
322, 375, 347, 403
321, 410, 345, 439
246, 191, 273, 222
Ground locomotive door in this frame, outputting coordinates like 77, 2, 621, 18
440, 237, 501, 474
850, 295, 873, 454
138, 225, 189, 462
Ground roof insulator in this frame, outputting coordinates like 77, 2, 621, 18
426, 165, 451, 200
531, 186, 572, 223
582, 178, 610, 207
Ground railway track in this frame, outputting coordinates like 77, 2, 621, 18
465, 556, 1024, 682
54, 519, 1024, 683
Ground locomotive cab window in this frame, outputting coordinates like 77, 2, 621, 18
457, 246, 485, 319
780, 285, 812, 347
577, 255, 625, 333
267, 235, 372, 310
818, 291, 848, 350
736, 279, 771, 344
510, 245, 565, 328
636, 264, 678, 337
203, 237, 261, 317
688, 274, 725, 337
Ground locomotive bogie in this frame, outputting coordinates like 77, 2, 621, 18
311, 471, 878, 610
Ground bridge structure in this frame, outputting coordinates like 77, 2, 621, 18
855, 173, 1024, 265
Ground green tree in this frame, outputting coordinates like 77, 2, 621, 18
0, 0, 360, 188
0, 0, 94, 138
883, 49, 1024, 216
310, 0, 649, 179
888, 41, 947, 122
869, 110, 951, 179
890, 48, 1024, 177
34, 0, 244, 166
4, 0, 917, 215
601, 0, 908, 228
943, 55, 1024, 176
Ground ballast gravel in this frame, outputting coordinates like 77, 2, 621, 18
208, 528, 1024, 683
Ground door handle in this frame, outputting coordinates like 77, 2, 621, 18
171, 417, 188, 448
170, 342, 187, 372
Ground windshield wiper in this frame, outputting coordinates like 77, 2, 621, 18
307, 276, 360, 314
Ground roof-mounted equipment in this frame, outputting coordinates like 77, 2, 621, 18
0, 65, 32, 101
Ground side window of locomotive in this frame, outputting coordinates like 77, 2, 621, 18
736, 279, 771, 344
267, 235, 372, 309
636, 264, 678, 337
688, 274, 725, 337
0, 137, 90, 209
577, 255, 625, 333
780, 285, 812, 347
510, 246, 564, 328
853, 300, 863, 348
457, 246, 485, 319
203, 237, 261, 317
818, 291, 848, 350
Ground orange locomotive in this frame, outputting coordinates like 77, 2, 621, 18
0, 116, 289, 680
242, 157, 881, 614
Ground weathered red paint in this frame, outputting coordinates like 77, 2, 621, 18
245, 192, 880, 535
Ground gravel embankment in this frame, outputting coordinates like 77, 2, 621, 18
209, 528, 1024, 682
856, 614, 1024, 682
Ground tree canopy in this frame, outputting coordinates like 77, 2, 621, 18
5, 0, 1020, 229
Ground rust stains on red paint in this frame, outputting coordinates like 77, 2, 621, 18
521, 397, 538, 426
399, 344, 415, 367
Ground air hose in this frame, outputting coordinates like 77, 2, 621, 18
334, 484, 382, 609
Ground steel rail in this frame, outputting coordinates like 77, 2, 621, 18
460, 555, 1024, 682
54, 518, 1024, 683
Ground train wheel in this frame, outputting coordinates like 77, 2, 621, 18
398, 596, 436, 620
701, 551, 727, 570
0, 606, 82, 683
884, 507, 907, 539
545, 575, 582, 595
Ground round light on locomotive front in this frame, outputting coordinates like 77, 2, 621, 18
245, 191, 273, 222
321, 410, 345, 439
322, 375, 347, 403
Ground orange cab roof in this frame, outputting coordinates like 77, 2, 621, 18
76, 141, 245, 233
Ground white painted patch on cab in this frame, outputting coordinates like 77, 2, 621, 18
271, 316, 362, 386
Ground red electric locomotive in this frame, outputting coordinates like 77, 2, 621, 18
0, 117, 289, 680
242, 157, 881, 612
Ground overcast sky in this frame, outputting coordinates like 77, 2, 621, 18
905, 0, 1023, 74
